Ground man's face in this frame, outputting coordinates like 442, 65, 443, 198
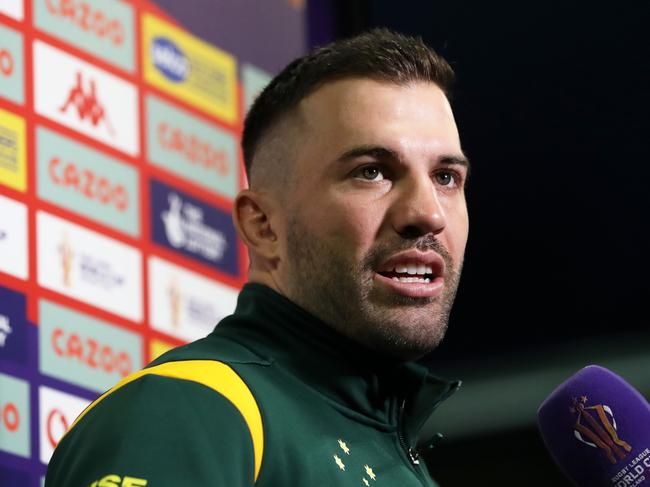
278, 78, 469, 359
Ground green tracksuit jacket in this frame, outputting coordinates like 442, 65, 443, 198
46, 283, 460, 487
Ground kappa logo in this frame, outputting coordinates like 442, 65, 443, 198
0, 48, 13, 77
88, 474, 147, 487
60, 71, 115, 136
0, 314, 12, 347
161, 192, 227, 262
571, 395, 632, 464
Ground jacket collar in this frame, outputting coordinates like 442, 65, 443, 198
217, 283, 460, 446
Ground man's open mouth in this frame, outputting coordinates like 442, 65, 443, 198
377, 264, 435, 283
373, 250, 446, 298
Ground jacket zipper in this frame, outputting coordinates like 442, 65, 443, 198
398, 399, 420, 466
398, 380, 462, 468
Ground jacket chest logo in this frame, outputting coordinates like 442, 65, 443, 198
332, 438, 378, 485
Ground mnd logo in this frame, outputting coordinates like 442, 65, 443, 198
152, 37, 189, 82
150, 179, 239, 277
59, 71, 115, 136
572, 395, 632, 464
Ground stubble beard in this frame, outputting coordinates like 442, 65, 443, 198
284, 217, 463, 360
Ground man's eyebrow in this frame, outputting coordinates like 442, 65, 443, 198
440, 154, 471, 173
337, 145, 398, 162
338, 146, 471, 173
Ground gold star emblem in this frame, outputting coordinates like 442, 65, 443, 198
338, 439, 350, 455
364, 465, 376, 481
334, 455, 346, 471
363, 478, 370, 486
581, 395, 588, 403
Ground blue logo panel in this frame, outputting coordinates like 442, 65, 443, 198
152, 37, 189, 82
0, 286, 27, 366
150, 179, 239, 277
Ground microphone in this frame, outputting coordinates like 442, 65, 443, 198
538, 365, 650, 487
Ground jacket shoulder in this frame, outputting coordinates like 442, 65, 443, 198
46, 355, 266, 486
149, 330, 273, 368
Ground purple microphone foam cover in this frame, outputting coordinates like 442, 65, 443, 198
538, 365, 650, 487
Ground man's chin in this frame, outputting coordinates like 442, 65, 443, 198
357, 313, 448, 360
365, 333, 445, 361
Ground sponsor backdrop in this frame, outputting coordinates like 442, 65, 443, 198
0, 0, 306, 483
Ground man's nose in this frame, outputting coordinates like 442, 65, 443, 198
391, 177, 446, 239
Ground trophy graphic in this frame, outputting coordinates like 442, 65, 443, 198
572, 395, 632, 464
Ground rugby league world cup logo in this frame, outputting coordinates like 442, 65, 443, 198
59, 231, 74, 288
571, 395, 632, 464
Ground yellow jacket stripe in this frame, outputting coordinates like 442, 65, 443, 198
69, 360, 265, 481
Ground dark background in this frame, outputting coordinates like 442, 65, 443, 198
308, 1, 650, 485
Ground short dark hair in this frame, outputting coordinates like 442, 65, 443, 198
242, 28, 455, 180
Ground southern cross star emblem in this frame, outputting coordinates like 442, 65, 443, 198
332, 439, 379, 484
338, 439, 350, 455
364, 464, 377, 481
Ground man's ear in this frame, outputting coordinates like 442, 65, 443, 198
233, 189, 280, 262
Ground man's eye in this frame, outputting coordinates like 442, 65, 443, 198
356, 165, 385, 181
435, 171, 456, 187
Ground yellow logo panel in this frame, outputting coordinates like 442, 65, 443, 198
0, 108, 26, 192
142, 13, 238, 124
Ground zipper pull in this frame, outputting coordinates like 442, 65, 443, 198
407, 447, 420, 465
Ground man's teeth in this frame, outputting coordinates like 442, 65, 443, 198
391, 276, 431, 283
392, 265, 433, 275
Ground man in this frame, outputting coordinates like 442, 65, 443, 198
46, 28, 470, 487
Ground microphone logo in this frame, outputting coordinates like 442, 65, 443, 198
571, 395, 632, 464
